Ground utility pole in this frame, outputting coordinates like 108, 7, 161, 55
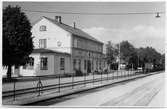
118, 42, 121, 71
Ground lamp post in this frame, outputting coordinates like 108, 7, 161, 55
93, 57, 95, 85
84, 61, 88, 86
99, 55, 102, 84
117, 41, 121, 79
137, 54, 140, 73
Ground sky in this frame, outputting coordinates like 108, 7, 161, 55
3, 2, 165, 54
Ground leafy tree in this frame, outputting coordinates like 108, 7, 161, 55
106, 41, 118, 69
160, 54, 165, 70
106, 40, 164, 71
106, 41, 116, 64
118, 41, 138, 69
137, 47, 162, 70
3, 5, 33, 79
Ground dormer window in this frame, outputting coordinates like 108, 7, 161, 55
40, 25, 46, 31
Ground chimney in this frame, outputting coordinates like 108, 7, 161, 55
73, 22, 76, 29
55, 16, 61, 23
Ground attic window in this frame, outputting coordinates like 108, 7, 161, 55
40, 25, 47, 31
39, 39, 47, 48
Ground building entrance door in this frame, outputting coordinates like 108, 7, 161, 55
87, 60, 91, 73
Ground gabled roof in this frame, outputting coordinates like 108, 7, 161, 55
32, 48, 70, 55
42, 16, 103, 44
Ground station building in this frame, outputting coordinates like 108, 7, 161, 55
3, 16, 107, 76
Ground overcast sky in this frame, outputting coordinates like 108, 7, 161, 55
3, 2, 165, 54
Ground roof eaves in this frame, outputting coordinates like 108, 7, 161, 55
32, 48, 71, 55
72, 34, 103, 45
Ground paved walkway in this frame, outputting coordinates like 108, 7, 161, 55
148, 86, 165, 106
52, 72, 164, 107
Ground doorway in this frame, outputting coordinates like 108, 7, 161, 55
87, 60, 91, 73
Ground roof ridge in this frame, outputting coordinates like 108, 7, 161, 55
43, 16, 103, 44
43, 16, 80, 29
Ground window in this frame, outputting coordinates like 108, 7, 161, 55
23, 57, 34, 69
40, 25, 46, 31
29, 57, 34, 67
28, 57, 34, 69
40, 57, 48, 70
77, 40, 81, 48
39, 39, 47, 48
99, 61, 101, 70
84, 60, 87, 70
60, 58, 65, 70
92, 60, 94, 70
78, 59, 81, 70
73, 59, 76, 70
96, 60, 98, 70
74, 39, 77, 47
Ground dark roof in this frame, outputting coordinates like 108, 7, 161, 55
43, 16, 103, 44
32, 48, 70, 55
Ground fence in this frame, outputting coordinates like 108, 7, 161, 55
3, 70, 141, 101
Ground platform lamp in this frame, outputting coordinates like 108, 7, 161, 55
156, 12, 160, 18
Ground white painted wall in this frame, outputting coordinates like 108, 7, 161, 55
19, 53, 71, 76
54, 54, 71, 75
20, 53, 55, 76
32, 17, 72, 54
37, 54, 55, 76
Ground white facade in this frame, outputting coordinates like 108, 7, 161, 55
4, 16, 107, 77
32, 18, 72, 53
19, 53, 71, 76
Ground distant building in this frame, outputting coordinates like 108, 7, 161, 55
7, 16, 107, 76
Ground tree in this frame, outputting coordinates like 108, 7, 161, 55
160, 54, 165, 70
106, 41, 118, 69
106, 41, 115, 64
137, 47, 162, 70
117, 41, 138, 69
3, 5, 33, 79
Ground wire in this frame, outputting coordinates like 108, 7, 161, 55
22, 9, 165, 15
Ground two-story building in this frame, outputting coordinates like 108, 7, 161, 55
16, 16, 106, 76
